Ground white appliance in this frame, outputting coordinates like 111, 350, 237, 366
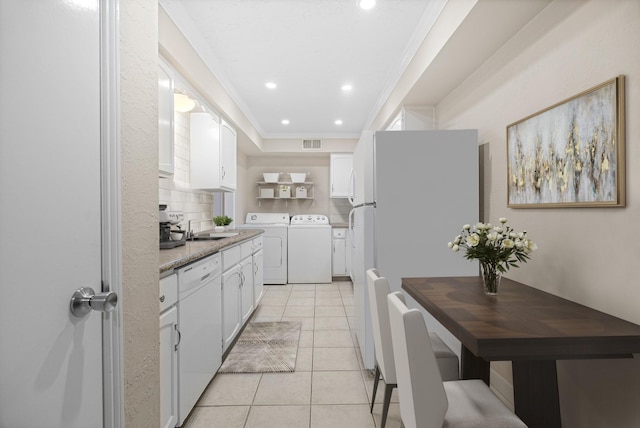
288, 214, 332, 284
349, 130, 479, 370
237, 213, 289, 284
176, 253, 222, 426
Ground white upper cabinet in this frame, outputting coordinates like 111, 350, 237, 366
330, 153, 353, 198
190, 112, 237, 192
158, 63, 175, 178
219, 120, 237, 190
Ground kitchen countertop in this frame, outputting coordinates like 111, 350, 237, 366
159, 228, 264, 274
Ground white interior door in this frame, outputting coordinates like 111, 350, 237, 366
0, 1, 112, 427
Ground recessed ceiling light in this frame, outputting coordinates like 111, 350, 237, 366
335, 119, 343, 125
281, 119, 290, 125
358, 0, 375, 10
341, 84, 353, 92
265, 82, 277, 89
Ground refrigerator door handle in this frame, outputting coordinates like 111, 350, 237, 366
348, 168, 355, 206
348, 208, 355, 248
347, 207, 355, 281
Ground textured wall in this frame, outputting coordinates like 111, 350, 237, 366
436, 1, 640, 426
120, 0, 160, 426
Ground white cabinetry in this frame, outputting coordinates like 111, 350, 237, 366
332, 228, 349, 276
240, 255, 254, 324
159, 274, 178, 428
158, 63, 174, 178
252, 236, 264, 305
222, 263, 241, 352
221, 241, 257, 353
220, 121, 237, 190
330, 153, 353, 198
190, 112, 237, 191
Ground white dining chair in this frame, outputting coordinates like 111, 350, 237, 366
366, 269, 459, 428
387, 291, 528, 428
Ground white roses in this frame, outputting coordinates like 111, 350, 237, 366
448, 218, 536, 273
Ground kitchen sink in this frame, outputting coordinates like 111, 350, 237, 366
191, 232, 239, 241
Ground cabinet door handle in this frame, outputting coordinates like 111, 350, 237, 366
175, 325, 181, 351
159, 295, 165, 303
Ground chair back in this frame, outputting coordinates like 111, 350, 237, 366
366, 269, 397, 383
387, 292, 448, 428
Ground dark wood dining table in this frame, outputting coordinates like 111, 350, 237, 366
401, 276, 640, 428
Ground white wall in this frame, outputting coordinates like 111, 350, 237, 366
436, 1, 640, 426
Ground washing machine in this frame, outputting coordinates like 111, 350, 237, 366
237, 213, 289, 285
288, 214, 332, 284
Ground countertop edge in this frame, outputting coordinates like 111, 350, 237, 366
159, 229, 264, 274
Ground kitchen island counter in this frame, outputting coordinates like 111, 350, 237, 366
159, 228, 263, 274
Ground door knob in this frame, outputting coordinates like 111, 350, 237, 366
70, 287, 118, 317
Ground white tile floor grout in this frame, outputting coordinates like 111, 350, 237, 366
183, 281, 402, 428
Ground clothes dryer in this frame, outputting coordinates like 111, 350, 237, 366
288, 214, 332, 284
237, 213, 289, 284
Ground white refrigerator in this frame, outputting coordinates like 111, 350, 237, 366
348, 130, 479, 370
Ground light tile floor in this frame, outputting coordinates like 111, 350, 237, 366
184, 281, 402, 428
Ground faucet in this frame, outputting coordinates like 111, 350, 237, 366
186, 220, 193, 241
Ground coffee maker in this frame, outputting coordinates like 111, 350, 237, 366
159, 204, 186, 249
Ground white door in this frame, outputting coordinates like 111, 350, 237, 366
330, 153, 353, 198
253, 249, 264, 305
160, 306, 179, 428
332, 235, 347, 276
0, 1, 119, 427
220, 121, 237, 190
240, 257, 254, 324
222, 266, 242, 352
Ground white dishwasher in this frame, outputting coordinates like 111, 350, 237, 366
176, 253, 222, 426
288, 214, 332, 283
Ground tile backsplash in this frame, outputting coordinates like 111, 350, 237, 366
159, 111, 215, 233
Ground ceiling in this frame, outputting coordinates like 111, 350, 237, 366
160, 0, 448, 139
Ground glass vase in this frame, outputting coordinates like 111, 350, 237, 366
480, 262, 502, 295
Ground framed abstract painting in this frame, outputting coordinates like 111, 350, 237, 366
506, 76, 625, 208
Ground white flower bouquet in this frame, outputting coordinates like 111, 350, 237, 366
448, 218, 537, 293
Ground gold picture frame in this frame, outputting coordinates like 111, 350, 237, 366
506, 75, 625, 208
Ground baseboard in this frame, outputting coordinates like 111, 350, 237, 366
490, 365, 515, 411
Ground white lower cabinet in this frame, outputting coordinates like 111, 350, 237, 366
222, 242, 254, 353
221, 236, 264, 353
161, 237, 264, 427
159, 306, 178, 428
222, 263, 242, 352
332, 228, 348, 276
240, 256, 254, 324
159, 274, 178, 428
253, 248, 264, 305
